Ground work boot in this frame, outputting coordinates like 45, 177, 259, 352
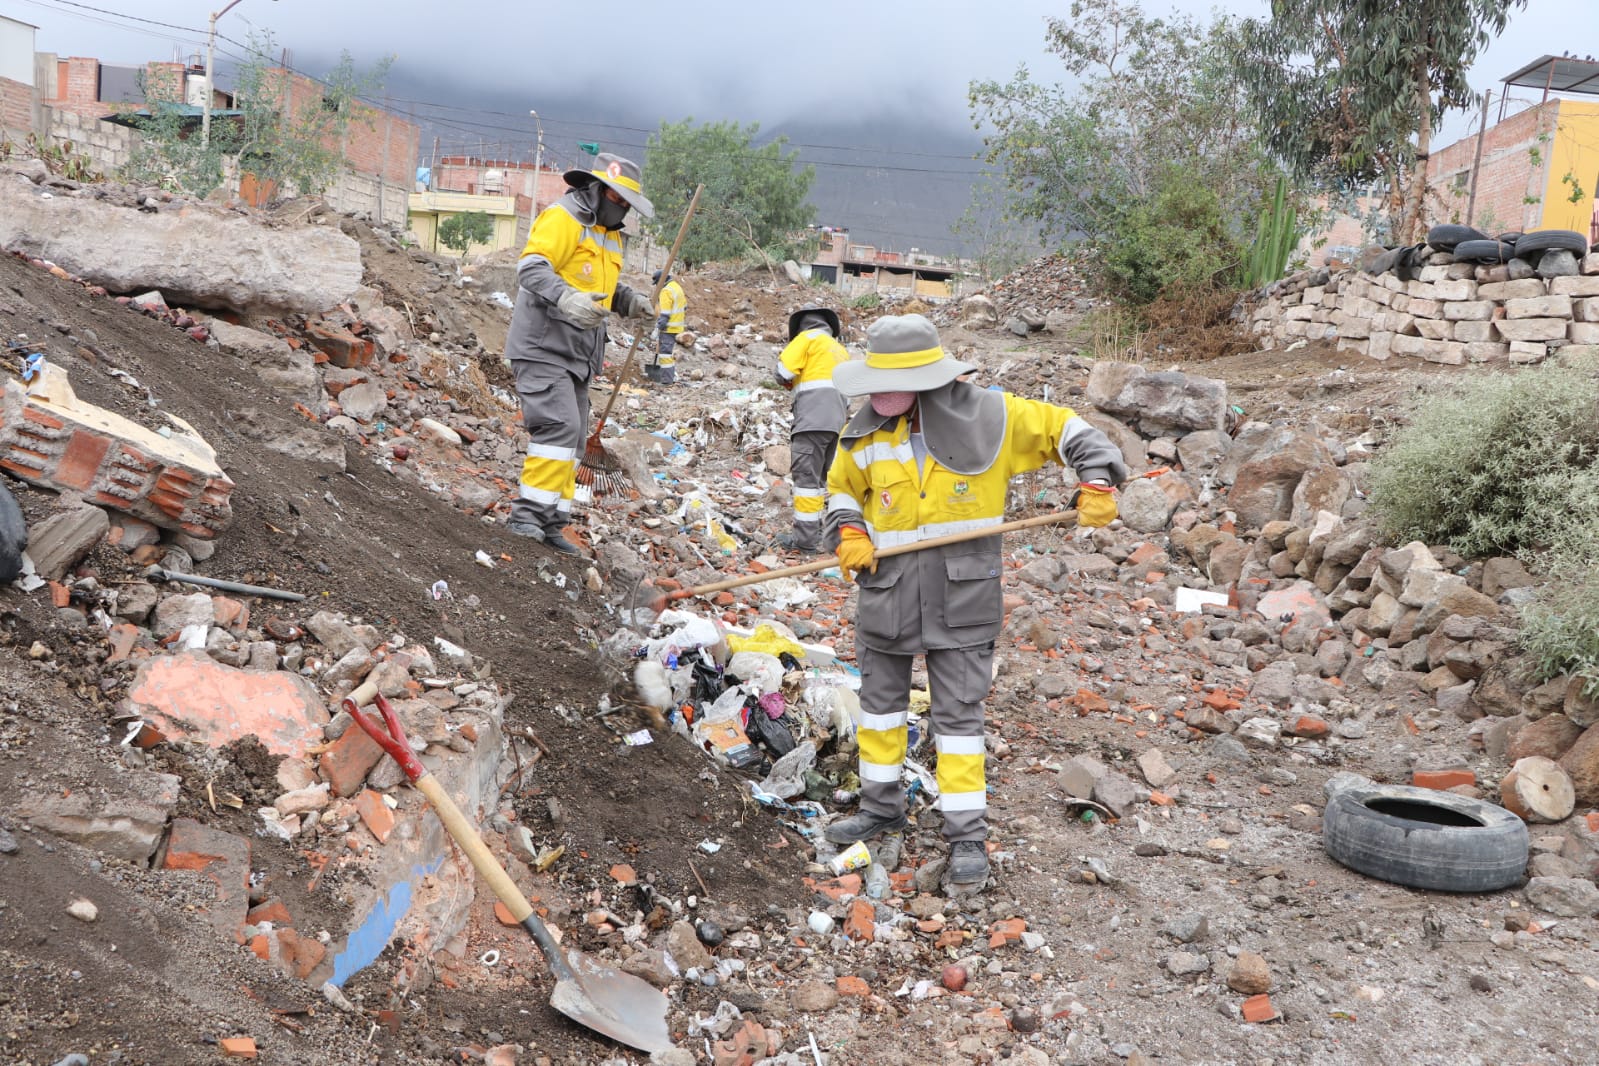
776, 531, 819, 555
507, 521, 546, 541
542, 526, 583, 557
947, 840, 990, 887
823, 809, 907, 845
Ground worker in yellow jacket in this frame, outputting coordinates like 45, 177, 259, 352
504, 154, 657, 554
647, 270, 687, 385
775, 307, 848, 553
822, 314, 1126, 889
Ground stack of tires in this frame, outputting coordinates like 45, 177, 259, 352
1428, 223, 1590, 269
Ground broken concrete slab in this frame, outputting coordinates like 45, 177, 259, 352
0, 372, 233, 539
0, 180, 362, 314
204, 318, 319, 397
27, 503, 109, 580
127, 651, 330, 757
16, 770, 181, 863
162, 817, 251, 934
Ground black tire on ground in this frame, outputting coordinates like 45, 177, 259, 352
1497, 232, 1525, 245
1514, 229, 1589, 258
0, 480, 24, 584
1452, 239, 1517, 263
1426, 223, 1489, 250
1322, 782, 1528, 893
1363, 247, 1405, 275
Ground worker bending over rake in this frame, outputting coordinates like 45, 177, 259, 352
822, 314, 1127, 890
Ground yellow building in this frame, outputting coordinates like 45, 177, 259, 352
407, 191, 520, 256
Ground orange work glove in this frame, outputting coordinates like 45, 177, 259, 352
1075, 482, 1118, 528
836, 525, 877, 581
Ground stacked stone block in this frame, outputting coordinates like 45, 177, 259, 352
1250, 250, 1599, 366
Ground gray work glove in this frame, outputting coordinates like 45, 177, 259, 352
556, 289, 607, 329
621, 290, 656, 320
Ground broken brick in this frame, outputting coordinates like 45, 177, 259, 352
220, 1036, 258, 1059
1241, 993, 1280, 1023
129, 651, 329, 758
836, 975, 871, 997
354, 789, 395, 843
163, 818, 250, 935
843, 897, 875, 942
988, 917, 1026, 948
306, 321, 375, 369
1284, 715, 1330, 739
319, 726, 385, 797
1413, 769, 1475, 791
609, 862, 638, 885
277, 927, 326, 980
809, 874, 861, 901
1202, 690, 1241, 712
1071, 688, 1109, 715
245, 898, 292, 927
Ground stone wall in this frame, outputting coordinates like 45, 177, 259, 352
317, 168, 409, 225
1249, 247, 1599, 367
44, 104, 138, 174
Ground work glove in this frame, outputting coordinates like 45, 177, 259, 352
656, 312, 671, 333
556, 288, 607, 329
622, 290, 656, 320
836, 525, 877, 582
1074, 482, 1118, 528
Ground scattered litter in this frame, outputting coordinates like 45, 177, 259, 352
622, 729, 653, 746
479, 949, 501, 967
697, 840, 722, 854
1173, 587, 1230, 613
829, 840, 871, 875
474, 550, 495, 569
430, 579, 450, 600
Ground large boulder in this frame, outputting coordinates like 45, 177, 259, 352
1086, 363, 1227, 435
0, 180, 362, 314
205, 318, 319, 398
1226, 429, 1336, 530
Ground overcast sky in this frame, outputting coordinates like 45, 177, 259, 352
9, 0, 1569, 145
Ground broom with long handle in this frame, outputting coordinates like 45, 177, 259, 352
577, 184, 704, 495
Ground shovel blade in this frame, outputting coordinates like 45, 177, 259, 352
550, 948, 674, 1054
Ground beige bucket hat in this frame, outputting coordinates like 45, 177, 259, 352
563, 152, 654, 218
832, 313, 974, 396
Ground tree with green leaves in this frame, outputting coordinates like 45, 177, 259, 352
123, 29, 393, 201
641, 119, 815, 269
1236, 0, 1526, 244
437, 210, 494, 261
968, 0, 1279, 301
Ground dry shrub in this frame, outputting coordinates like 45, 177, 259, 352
1139, 285, 1252, 362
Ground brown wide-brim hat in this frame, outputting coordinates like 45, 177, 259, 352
563, 152, 654, 218
832, 313, 974, 396
787, 307, 842, 341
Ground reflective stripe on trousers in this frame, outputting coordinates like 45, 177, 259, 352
510, 360, 588, 530
855, 641, 993, 842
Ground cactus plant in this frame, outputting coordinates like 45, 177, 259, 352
1243, 175, 1299, 288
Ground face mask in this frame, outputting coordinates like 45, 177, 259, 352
596, 192, 629, 229
870, 391, 916, 417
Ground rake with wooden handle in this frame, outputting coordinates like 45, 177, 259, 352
648, 508, 1081, 613
577, 184, 705, 497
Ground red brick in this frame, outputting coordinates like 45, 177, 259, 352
57, 429, 111, 490
220, 1036, 258, 1059
1202, 690, 1241, 712
277, 927, 326, 980
355, 789, 396, 843
245, 898, 293, 927
988, 917, 1026, 948
1241, 993, 1279, 1023
1284, 715, 1330, 739
318, 727, 385, 797
1413, 769, 1475, 791
306, 322, 375, 369
843, 897, 875, 942
836, 975, 870, 997
1071, 689, 1110, 715
810, 874, 861, 901
212, 595, 249, 631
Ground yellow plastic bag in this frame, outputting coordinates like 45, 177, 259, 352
725, 624, 806, 662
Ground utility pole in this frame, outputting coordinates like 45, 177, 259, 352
202, 0, 275, 149
529, 109, 544, 215
1465, 90, 1494, 227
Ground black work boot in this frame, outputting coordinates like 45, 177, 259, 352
823, 809, 907, 845
947, 840, 990, 887
542, 526, 583, 556
507, 520, 546, 541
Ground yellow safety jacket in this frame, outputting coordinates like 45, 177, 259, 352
776, 329, 848, 434
520, 199, 624, 308
657, 279, 686, 333
825, 384, 1124, 652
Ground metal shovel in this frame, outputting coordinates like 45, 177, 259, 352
343, 680, 675, 1054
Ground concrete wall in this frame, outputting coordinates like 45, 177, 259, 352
0, 16, 35, 86
42, 105, 139, 174
321, 169, 410, 226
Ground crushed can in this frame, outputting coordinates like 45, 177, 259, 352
828, 840, 872, 876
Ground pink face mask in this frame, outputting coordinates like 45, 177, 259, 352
870, 391, 916, 416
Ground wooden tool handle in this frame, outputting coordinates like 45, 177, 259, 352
668, 508, 1080, 601
593, 184, 705, 430
414, 774, 579, 982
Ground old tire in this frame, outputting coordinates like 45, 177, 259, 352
0, 479, 24, 584
1453, 239, 1517, 263
1323, 782, 1528, 892
1427, 224, 1489, 250
1514, 229, 1589, 258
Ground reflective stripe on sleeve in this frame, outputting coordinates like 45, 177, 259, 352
827, 494, 863, 515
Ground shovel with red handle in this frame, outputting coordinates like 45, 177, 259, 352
342, 679, 674, 1054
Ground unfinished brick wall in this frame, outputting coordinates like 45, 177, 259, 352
0, 75, 32, 138
44, 105, 139, 173
1427, 101, 1553, 235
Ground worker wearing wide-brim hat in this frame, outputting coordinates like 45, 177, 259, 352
822, 313, 1127, 890
504, 153, 658, 555
774, 306, 849, 554
647, 269, 687, 385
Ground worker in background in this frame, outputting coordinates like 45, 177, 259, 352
822, 314, 1127, 890
774, 307, 848, 554
504, 153, 657, 555
647, 269, 687, 385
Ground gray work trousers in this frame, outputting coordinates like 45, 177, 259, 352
856, 641, 994, 842
789, 430, 836, 551
509, 359, 589, 532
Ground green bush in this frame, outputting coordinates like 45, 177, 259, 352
1097, 170, 1243, 305
1368, 355, 1599, 692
